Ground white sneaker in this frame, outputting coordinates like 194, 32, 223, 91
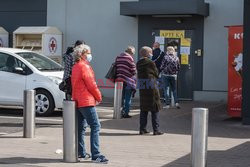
175, 103, 180, 109
163, 105, 170, 109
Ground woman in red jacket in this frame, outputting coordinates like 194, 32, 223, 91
71, 44, 108, 163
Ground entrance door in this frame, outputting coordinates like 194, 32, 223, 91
152, 30, 193, 100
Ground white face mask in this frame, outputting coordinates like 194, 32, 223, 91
149, 54, 153, 59
86, 54, 92, 62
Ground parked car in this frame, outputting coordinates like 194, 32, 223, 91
0, 48, 65, 116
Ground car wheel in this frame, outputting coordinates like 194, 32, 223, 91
35, 89, 55, 116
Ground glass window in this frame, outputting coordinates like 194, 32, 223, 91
16, 52, 63, 71
0, 52, 31, 75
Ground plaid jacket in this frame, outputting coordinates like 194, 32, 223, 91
160, 53, 180, 75
63, 52, 74, 80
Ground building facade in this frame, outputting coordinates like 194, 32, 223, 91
0, 0, 245, 102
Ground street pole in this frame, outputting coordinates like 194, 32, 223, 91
63, 100, 78, 163
113, 82, 123, 119
23, 89, 35, 138
191, 108, 209, 167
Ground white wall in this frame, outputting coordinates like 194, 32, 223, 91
195, 0, 244, 101
47, 0, 138, 97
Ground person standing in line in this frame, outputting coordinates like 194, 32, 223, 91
152, 42, 165, 73
137, 46, 164, 135
152, 42, 166, 102
160, 46, 180, 109
62, 40, 85, 100
71, 44, 108, 163
115, 46, 137, 118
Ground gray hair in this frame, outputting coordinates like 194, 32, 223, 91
125, 46, 135, 55
139, 46, 152, 58
74, 44, 91, 62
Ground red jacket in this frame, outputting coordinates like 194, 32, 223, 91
71, 59, 102, 108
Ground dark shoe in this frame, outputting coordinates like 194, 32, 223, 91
92, 155, 109, 164
122, 114, 132, 118
78, 153, 91, 160
153, 131, 164, 135
139, 129, 150, 135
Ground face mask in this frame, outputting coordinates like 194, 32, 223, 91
86, 54, 92, 62
149, 54, 153, 60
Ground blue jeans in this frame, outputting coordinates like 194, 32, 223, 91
122, 83, 133, 115
78, 106, 101, 158
162, 75, 179, 105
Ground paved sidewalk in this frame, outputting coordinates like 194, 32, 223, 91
0, 101, 250, 167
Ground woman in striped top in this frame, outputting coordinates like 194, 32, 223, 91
115, 46, 136, 118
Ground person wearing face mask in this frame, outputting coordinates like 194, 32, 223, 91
152, 42, 165, 73
137, 46, 164, 135
71, 44, 108, 163
115, 46, 137, 118
160, 46, 180, 109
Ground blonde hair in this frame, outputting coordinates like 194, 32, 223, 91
74, 44, 91, 62
125, 46, 135, 55
166, 46, 175, 55
139, 46, 152, 58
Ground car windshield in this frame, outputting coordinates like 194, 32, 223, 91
16, 52, 63, 71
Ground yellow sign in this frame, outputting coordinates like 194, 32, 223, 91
160, 30, 185, 38
181, 38, 191, 47
181, 54, 189, 65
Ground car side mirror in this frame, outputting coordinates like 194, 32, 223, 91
14, 67, 25, 75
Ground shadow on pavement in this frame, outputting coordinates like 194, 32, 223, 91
100, 101, 250, 139
162, 141, 250, 167
0, 157, 62, 165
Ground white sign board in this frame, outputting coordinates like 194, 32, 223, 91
0, 35, 9, 47
43, 34, 62, 56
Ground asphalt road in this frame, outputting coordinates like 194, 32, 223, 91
0, 107, 63, 136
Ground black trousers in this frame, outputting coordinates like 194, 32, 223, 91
140, 111, 159, 132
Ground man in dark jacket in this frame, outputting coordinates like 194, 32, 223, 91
152, 42, 165, 73
137, 46, 163, 135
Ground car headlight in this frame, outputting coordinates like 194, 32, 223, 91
47, 76, 62, 85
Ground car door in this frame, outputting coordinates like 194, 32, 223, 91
0, 53, 27, 105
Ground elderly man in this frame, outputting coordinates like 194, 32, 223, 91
136, 46, 163, 135
152, 42, 165, 73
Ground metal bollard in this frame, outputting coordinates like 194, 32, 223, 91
23, 89, 35, 138
63, 100, 78, 163
113, 82, 123, 119
191, 108, 209, 167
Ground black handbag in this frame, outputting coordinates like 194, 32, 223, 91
59, 77, 72, 95
105, 62, 116, 81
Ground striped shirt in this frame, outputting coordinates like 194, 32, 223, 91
115, 52, 136, 89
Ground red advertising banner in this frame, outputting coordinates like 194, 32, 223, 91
227, 25, 243, 117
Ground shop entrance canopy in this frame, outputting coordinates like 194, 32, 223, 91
120, 0, 209, 17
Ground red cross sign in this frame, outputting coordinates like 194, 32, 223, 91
49, 37, 57, 53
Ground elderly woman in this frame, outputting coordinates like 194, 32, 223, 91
137, 46, 163, 135
71, 44, 108, 163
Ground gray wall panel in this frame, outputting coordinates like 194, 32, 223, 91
47, 0, 138, 97
203, 0, 243, 91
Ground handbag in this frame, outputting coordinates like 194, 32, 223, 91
105, 62, 116, 82
59, 77, 72, 95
